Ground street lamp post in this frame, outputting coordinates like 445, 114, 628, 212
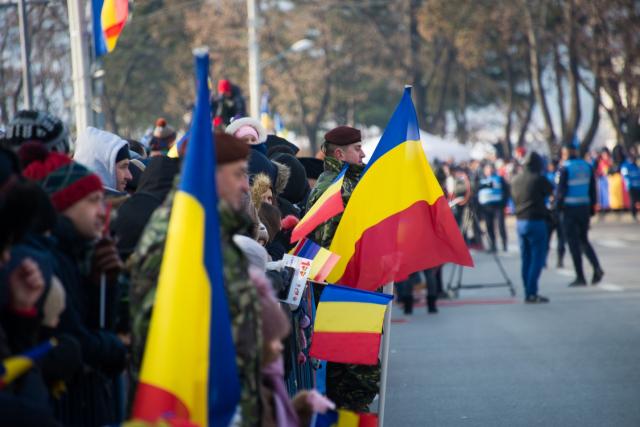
17, 0, 33, 109
247, 0, 260, 119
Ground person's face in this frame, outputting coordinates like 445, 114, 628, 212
307, 178, 317, 188
115, 159, 132, 192
483, 165, 494, 177
261, 188, 273, 205
336, 142, 365, 165
63, 190, 106, 240
241, 134, 259, 145
561, 147, 570, 161
216, 160, 249, 212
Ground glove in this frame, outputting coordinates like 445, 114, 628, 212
281, 215, 299, 230
89, 238, 123, 287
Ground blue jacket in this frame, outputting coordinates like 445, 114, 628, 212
621, 160, 640, 190
478, 175, 508, 206
556, 158, 595, 208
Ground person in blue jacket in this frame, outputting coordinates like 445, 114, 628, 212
477, 163, 509, 252
556, 143, 604, 286
620, 145, 640, 221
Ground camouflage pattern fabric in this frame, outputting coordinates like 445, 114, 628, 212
306, 155, 380, 412
306, 156, 365, 248
127, 181, 262, 427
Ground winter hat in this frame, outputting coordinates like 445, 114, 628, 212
256, 222, 269, 244
226, 117, 267, 144
218, 79, 232, 95
265, 134, 299, 157
271, 153, 309, 204
73, 127, 128, 191
6, 110, 69, 154
215, 132, 250, 165
250, 173, 274, 210
298, 157, 324, 180
233, 234, 269, 271
249, 150, 278, 187
149, 118, 177, 154
42, 276, 66, 328
22, 151, 103, 212
125, 158, 146, 193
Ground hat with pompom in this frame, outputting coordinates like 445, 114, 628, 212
22, 151, 103, 212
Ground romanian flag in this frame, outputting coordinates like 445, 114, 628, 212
132, 49, 240, 426
92, 0, 128, 56
314, 409, 378, 427
326, 87, 472, 290
0, 339, 57, 388
291, 165, 348, 243
310, 285, 392, 365
291, 238, 340, 282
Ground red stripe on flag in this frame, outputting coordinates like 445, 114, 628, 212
359, 413, 379, 427
312, 253, 340, 282
338, 197, 473, 291
132, 382, 191, 422
310, 331, 381, 365
291, 190, 343, 243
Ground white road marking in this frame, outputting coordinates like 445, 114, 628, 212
598, 283, 625, 292
596, 239, 629, 248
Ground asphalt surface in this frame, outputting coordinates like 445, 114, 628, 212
384, 216, 640, 427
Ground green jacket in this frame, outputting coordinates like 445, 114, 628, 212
306, 156, 365, 248
128, 185, 262, 427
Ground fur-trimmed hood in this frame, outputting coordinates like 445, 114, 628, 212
272, 160, 290, 196
250, 173, 273, 211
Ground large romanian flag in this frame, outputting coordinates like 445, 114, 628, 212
326, 87, 472, 290
310, 284, 392, 365
132, 49, 240, 427
92, 0, 128, 56
291, 165, 348, 243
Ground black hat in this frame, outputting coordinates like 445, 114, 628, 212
298, 157, 324, 180
6, 110, 69, 154
324, 126, 361, 146
266, 134, 299, 156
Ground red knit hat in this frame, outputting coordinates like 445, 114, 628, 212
22, 152, 103, 212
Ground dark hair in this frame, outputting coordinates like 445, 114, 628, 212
0, 180, 56, 251
127, 139, 147, 157
258, 202, 281, 244
323, 142, 338, 157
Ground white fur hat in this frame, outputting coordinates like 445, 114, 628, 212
225, 117, 267, 144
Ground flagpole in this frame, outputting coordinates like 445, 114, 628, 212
378, 282, 393, 427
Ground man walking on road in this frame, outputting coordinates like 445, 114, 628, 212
556, 143, 604, 286
511, 152, 552, 303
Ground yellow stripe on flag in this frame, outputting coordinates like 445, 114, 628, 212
138, 192, 211, 425
304, 176, 343, 219
337, 409, 360, 427
327, 140, 442, 282
308, 247, 331, 278
314, 301, 387, 333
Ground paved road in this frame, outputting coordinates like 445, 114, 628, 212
384, 217, 640, 427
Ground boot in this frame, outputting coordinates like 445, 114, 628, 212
402, 295, 413, 315
427, 295, 438, 314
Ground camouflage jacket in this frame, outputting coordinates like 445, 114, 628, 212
127, 184, 262, 427
307, 156, 365, 248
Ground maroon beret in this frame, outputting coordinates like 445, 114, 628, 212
324, 126, 361, 146
215, 132, 250, 165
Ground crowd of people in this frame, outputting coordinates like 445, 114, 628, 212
1, 77, 639, 426
393, 141, 638, 311
0, 98, 372, 426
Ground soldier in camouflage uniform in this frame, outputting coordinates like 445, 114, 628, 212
307, 126, 381, 412
127, 133, 263, 426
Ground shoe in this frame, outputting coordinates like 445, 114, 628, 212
592, 269, 604, 285
568, 278, 587, 287
525, 295, 550, 304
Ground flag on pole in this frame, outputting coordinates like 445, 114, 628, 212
326, 87, 472, 290
290, 165, 348, 243
0, 339, 57, 388
290, 238, 340, 282
309, 284, 392, 365
92, 0, 128, 56
314, 409, 378, 427
132, 48, 240, 427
